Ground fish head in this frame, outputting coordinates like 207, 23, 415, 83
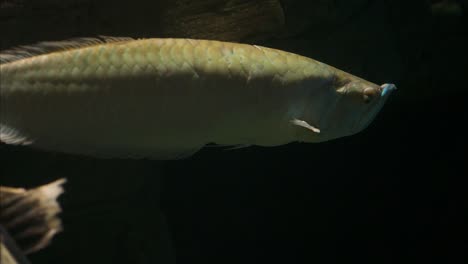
295, 78, 396, 143
324, 80, 397, 140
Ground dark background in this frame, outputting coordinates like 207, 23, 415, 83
1, 0, 467, 263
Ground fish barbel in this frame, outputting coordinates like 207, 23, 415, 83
0, 37, 396, 159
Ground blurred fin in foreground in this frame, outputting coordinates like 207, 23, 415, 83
0, 179, 66, 256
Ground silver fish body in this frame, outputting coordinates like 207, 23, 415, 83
0, 38, 395, 159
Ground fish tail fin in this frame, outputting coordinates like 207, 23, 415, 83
0, 179, 66, 254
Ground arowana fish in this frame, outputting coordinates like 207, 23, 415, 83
0, 37, 396, 159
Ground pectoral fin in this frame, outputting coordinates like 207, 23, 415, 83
290, 119, 321, 134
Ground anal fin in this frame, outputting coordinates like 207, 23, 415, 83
76, 145, 204, 160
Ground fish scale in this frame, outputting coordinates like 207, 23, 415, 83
0, 37, 396, 159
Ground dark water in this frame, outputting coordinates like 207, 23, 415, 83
1, 1, 466, 263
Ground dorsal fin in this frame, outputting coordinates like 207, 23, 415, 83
0, 36, 135, 64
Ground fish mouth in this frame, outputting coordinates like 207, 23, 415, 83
381, 83, 397, 97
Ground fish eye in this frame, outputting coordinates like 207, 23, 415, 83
363, 87, 379, 104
